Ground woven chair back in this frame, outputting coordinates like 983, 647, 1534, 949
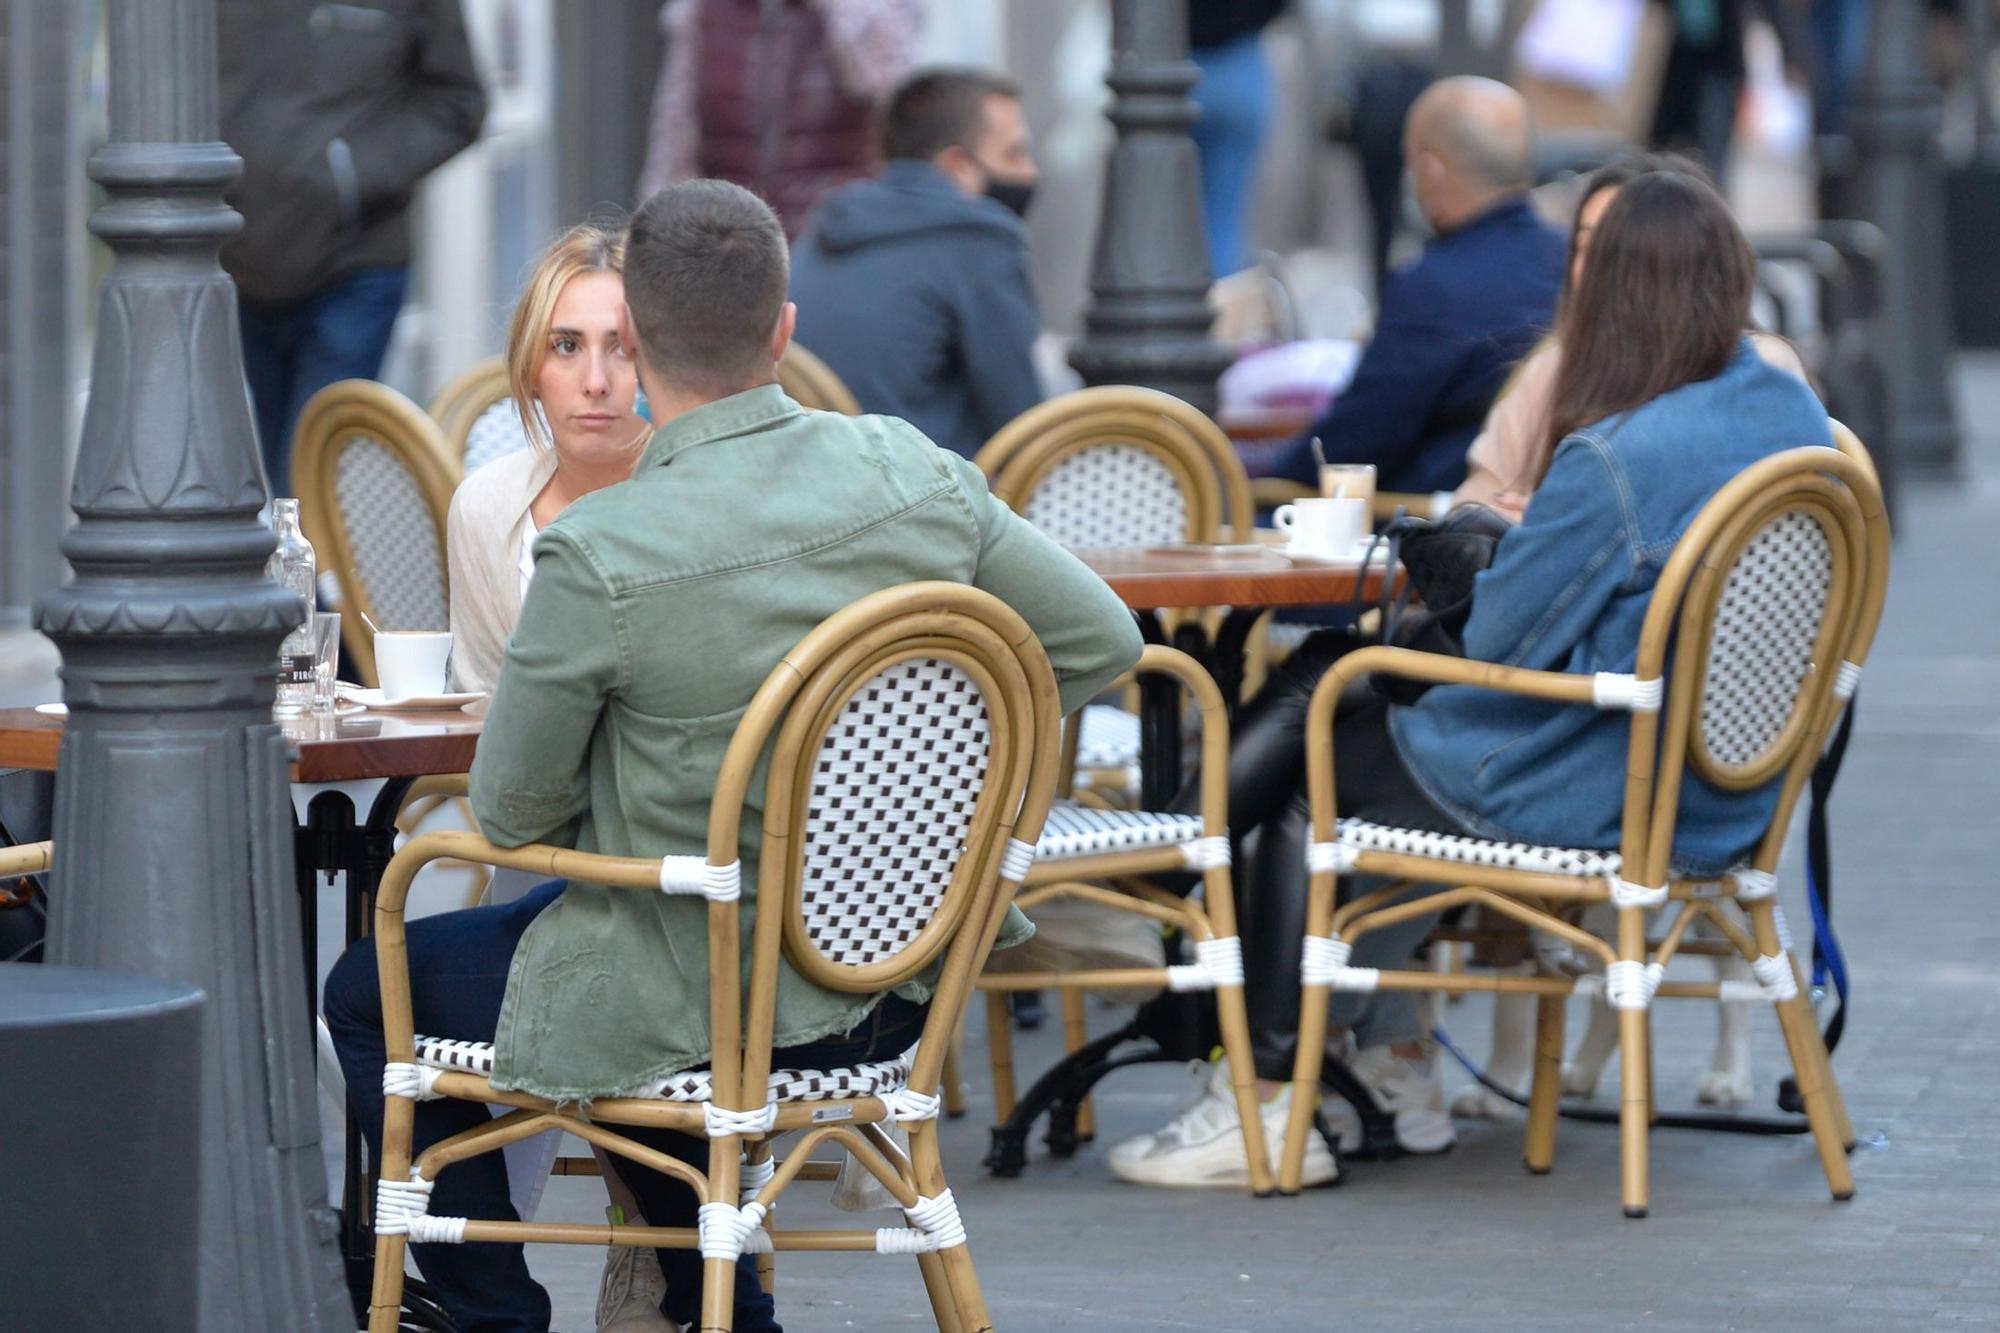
707, 582, 1061, 1109
777, 342, 863, 415
1621, 441, 1886, 884
428, 358, 542, 475
293, 380, 458, 686
974, 385, 1254, 547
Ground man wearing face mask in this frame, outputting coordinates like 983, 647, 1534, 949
789, 66, 1045, 458
1270, 77, 1566, 498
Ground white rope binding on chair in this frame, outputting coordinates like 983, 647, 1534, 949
1773, 905, 1795, 955
698, 1201, 772, 1260
1179, 836, 1231, 870
878, 1086, 942, 1123
1166, 935, 1244, 992
704, 1101, 778, 1137
1592, 672, 1664, 712
1608, 876, 1669, 910
382, 1061, 443, 1101
1299, 934, 1350, 986
1730, 867, 1778, 901
660, 856, 741, 902
739, 1153, 776, 1204
1752, 954, 1799, 1002
375, 1172, 467, 1244
1604, 960, 1664, 1011
1000, 837, 1036, 883
875, 1189, 967, 1254
1834, 660, 1863, 701
1306, 841, 1357, 875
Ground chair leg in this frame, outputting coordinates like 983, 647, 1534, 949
942, 1028, 969, 1119
908, 1121, 991, 1332
1279, 971, 1332, 1196
1774, 988, 1856, 1200
1617, 1005, 1651, 1218
917, 1252, 968, 1333
1787, 952, 1855, 1149
984, 991, 1016, 1121
1215, 978, 1275, 1195
699, 1255, 738, 1332
366, 1235, 409, 1333
1523, 992, 1565, 1174
1059, 988, 1095, 1140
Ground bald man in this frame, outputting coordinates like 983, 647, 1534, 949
1273, 77, 1565, 497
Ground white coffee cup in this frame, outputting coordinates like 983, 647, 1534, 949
1273, 497, 1368, 556
375, 630, 453, 700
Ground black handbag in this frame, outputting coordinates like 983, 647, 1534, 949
1363, 503, 1513, 704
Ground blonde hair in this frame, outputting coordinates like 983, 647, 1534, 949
504, 221, 628, 453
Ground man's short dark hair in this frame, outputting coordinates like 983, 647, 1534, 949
882, 67, 1022, 162
623, 179, 789, 393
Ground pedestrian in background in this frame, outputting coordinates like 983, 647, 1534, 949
219, 0, 486, 494
1188, 0, 1284, 279
639, 0, 924, 238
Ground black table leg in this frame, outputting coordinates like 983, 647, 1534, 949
294, 777, 431, 1329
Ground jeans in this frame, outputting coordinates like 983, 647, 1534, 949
1173, 630, 1468, 1080
324, 877, 930, 1333
1190, 31, 1273, 279
239, 266, 409, 495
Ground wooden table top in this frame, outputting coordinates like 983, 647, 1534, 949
1074, 543, 1393, 612
0, 705, 483, 783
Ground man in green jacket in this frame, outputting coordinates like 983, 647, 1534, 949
325, 179, 1140, 1332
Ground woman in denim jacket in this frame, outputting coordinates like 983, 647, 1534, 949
1110, 168, 1832, 1189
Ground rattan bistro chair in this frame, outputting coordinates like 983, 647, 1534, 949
1277, 445, 1887, 1215
777, 342, 863, 415
0, 840, 52, 882
293, 381, 458, 686
364, 583, 1061, 1333
975, 385, 1253, 548
975, 643, 1276, 1193
429, 358, 535, 476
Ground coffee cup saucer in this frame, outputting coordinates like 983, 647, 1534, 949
1282, 535, 1379, 564
337, 684, 487, 712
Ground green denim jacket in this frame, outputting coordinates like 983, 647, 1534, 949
471, 385, 1141, 1100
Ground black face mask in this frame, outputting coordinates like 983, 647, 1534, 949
983, 174, 1037, 219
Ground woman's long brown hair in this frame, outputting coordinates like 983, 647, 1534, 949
1538, 169, 1754, 484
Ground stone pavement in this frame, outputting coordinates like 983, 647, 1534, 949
337, 360, 1994, 1333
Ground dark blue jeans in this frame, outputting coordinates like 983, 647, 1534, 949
239, 266, 409, 495
324, 879, 929, 1333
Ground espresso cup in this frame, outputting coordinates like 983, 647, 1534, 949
1273, 497, 1368, 556
375, 630, 453, 701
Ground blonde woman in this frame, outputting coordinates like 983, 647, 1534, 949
447, 221, 652, 696
441, 222, 672, 1331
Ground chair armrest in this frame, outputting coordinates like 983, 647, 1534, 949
1325, 645, 1610, 709
0, 840, 52, 877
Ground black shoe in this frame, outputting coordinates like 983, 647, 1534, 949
1010, 990, 1045, 1030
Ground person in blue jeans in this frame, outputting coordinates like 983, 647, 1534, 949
1187, 0, 1282, 279
324, 878, 928, 1332
218, 0, 486, 492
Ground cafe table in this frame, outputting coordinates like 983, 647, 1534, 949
1071, 541, 1397, 807
0, 701, 482, 1321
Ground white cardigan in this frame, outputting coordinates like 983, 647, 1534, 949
446, 447, 556, 695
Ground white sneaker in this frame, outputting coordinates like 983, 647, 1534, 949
1325, 1043, 1457, 1155
1106, 1059, 1337, 1188
595, 1241, 674, 1332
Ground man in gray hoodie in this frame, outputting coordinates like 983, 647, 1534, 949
788, 67, 1044, 458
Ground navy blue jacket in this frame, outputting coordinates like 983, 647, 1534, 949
790, 160, 1044, 458
1274, 197, 1566, 494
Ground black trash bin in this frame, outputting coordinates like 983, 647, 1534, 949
0, 963, 203, 1332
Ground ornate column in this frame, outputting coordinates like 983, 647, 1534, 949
1068, 0, 1232, 414
35, 2, 350, 1327
1849, 0, 1959, 476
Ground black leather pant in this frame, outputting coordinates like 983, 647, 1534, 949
1174, 630, 1468, 1080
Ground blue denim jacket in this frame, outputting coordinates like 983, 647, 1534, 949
1391, 340, 1833, 875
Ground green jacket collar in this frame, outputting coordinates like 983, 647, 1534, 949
638, 383, 802, 472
